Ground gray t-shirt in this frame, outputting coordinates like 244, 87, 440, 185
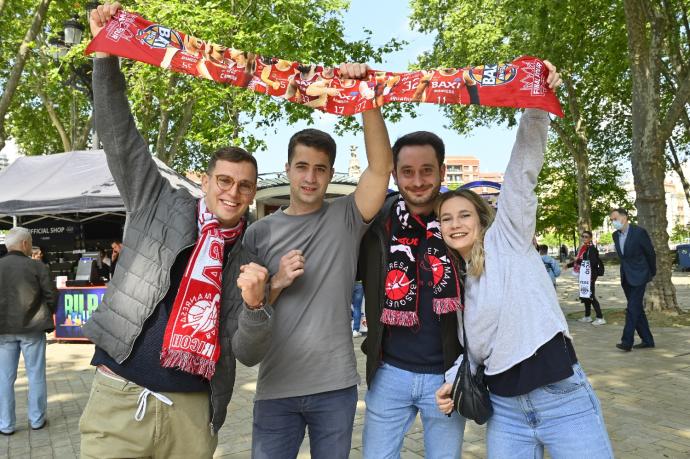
243, 194, 369, 400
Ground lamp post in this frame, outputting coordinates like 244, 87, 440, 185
47, 4, 100, 150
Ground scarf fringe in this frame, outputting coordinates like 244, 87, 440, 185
380, 309, 419, 327
161, 349, 216, 380
433, 297, 461, 315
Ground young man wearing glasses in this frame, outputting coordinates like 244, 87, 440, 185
80, 4, 272, 457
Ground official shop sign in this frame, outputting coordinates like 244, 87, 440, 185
28, 222, 78, 244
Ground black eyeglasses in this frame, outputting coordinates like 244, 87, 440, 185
213, 174, 255, 195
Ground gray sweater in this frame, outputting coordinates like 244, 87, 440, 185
446, 109, 571, 381
84, 57, 272, 433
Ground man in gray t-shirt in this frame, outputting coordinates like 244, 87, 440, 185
243, 63, 393, 459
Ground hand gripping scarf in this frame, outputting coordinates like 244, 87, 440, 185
381, 197, 461, 327
160, 200, 245, 380
85, 10, 564, 117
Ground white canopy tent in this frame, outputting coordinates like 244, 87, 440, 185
0, 150, 201, 227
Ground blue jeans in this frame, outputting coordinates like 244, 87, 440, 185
487, 364, 613, 459
351, 283, 364, 332
0, 333, 47, 433
252, 386, 357, 459
363, 362, 465, 459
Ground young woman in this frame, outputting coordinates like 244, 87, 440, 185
569, 230, 605, 325
433, 62, 613, 459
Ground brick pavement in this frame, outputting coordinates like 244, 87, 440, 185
1, 270, 689, 458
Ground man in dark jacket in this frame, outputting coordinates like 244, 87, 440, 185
79, 4, 272, 457
611, 208, 656, 351
0, 227, 56, 435
358, 131, 465, 458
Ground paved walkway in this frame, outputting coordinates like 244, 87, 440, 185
2, 270, 690, 458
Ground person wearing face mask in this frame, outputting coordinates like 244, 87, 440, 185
433, 62, 614, 458
610, 208, 656, 351
568, 231, 605, 325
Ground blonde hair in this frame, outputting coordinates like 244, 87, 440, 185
435, 189, 495, 277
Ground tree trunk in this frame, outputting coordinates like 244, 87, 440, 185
0, 0, 52, 151
0, 0, 8, 18
623, 0, 679, 312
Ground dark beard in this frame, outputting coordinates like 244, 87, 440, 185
398, 184, 441, 210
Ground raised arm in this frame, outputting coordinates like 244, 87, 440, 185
339, 63, 393, 221
355, 107, 393, 221
492, 62, 561, 251
90, 2, 166, 213
492, 109, 550, 251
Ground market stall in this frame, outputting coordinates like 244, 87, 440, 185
0, 149, 201, 340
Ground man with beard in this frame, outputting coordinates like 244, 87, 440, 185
358, 131, 465, 458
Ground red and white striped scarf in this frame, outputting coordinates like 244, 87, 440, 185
160, 199, 245, 380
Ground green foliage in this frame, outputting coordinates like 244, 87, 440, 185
598, 232, 613, 246
671, 223, 690, 243
408, 0, 638, 231
3, 0, 404, 170
536, 135, 631, 238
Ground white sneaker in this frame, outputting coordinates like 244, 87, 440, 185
592, 318, 607, 326
352, 331, 362, 338
578, 316, 593, 323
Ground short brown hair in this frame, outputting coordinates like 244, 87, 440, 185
287, 129, 336, 166
207, 146, 258, 180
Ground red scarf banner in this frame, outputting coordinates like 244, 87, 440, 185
86, 10, 564, 117
160, 199, 245, 380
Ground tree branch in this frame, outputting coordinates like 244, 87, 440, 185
155, 73, 178, 160
659, 69, 690, 142
166, 96, 196, 165
0, 0, 53, 150
75, 114, 94, 150
35, 84, 71, 152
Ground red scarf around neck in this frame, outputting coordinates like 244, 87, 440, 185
573, 242, 591, 274
160, 199, 245, 380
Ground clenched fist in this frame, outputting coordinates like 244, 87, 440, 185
89, 1, 121, 39
237, 262, 269, 309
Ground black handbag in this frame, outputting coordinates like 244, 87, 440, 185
450, 309, 493, 425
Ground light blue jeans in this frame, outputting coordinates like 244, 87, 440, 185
363, 362, 465, 459
0, 333, 48, 433
487, 363, 613, 459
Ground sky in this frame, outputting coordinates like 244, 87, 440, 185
0, 1, 519, 174
249, 0, 519, 176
